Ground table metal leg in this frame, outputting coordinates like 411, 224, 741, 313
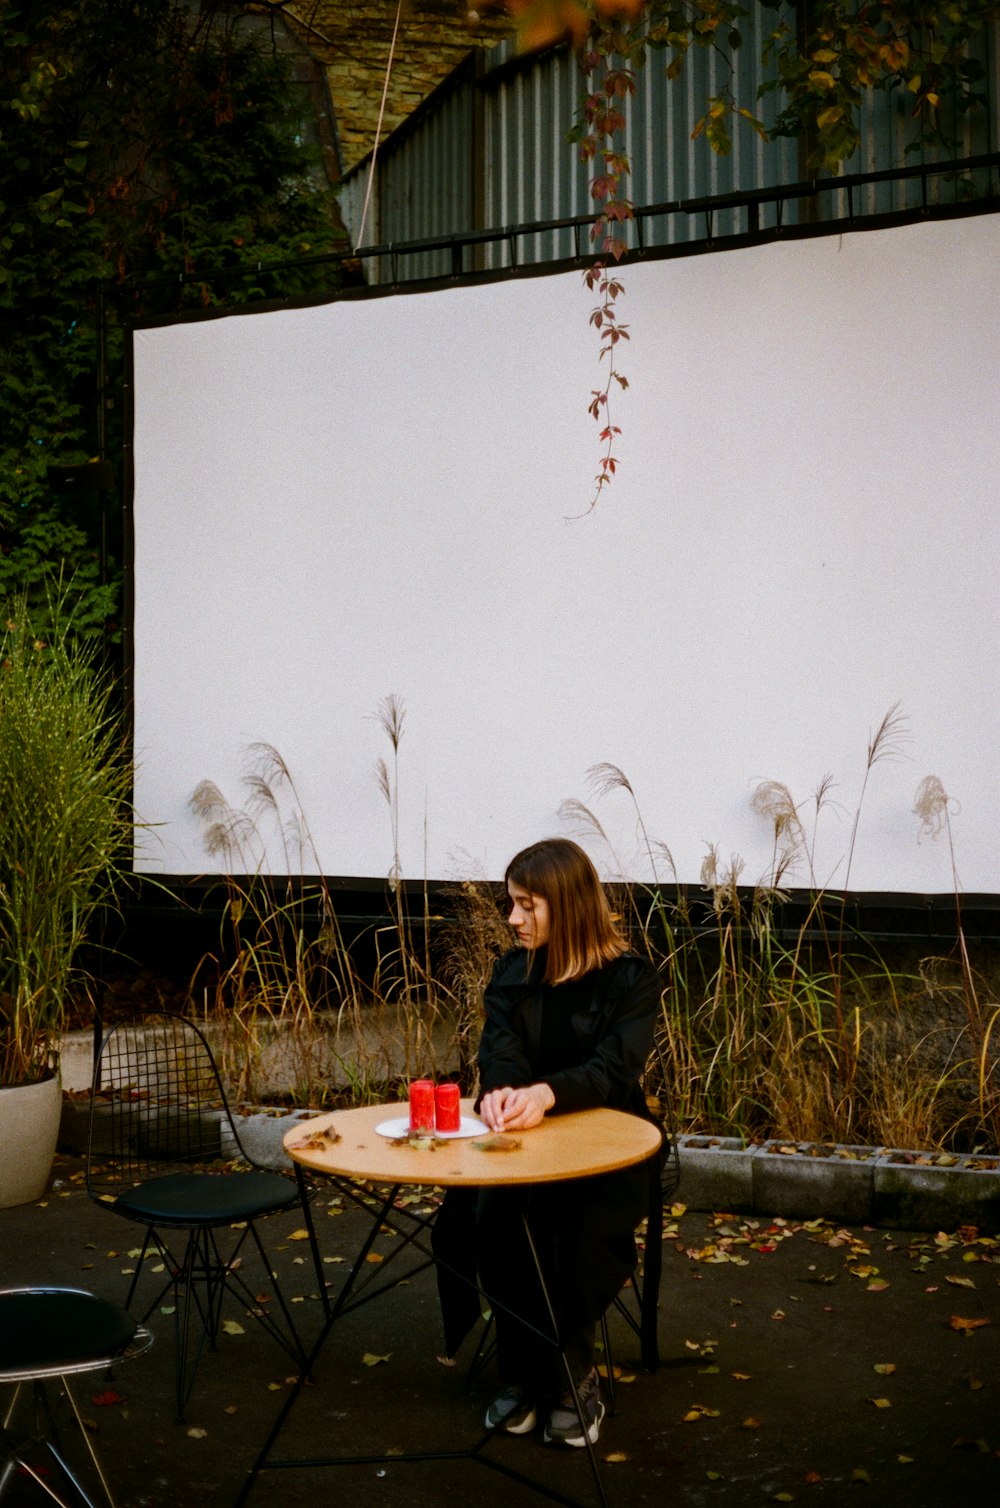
235, 1183, 617, 1508
519, 1209, 612, 1508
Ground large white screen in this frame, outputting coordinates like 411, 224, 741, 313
131, 213, 1000, 892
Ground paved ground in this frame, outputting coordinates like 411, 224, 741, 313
1, 1150, 998, 1508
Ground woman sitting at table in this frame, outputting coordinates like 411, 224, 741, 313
474, 837, 662, 1448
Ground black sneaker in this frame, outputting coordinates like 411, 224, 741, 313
484, 1384, 537, 1434
543, 1369, 605, 1447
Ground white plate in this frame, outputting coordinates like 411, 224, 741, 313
374, 1114, 486, 1140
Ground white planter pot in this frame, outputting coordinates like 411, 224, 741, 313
0, 1074, 62, 1208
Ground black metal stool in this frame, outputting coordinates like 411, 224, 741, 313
0, 1287, 152, 1507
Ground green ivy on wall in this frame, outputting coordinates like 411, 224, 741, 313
1, 0, 346, 635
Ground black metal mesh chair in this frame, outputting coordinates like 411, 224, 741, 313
0, 1286, 152, 1508
85, 1012, 326, 1421
606, 1087, 681, 1381
433, 1097, 680, 1394
588, 1117, 680, 1427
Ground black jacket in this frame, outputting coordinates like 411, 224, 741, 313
476, 947, 661, 1121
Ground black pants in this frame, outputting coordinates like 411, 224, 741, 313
475, 1164, 646, 1397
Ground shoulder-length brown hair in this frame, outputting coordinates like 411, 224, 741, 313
505, 837, 626, 985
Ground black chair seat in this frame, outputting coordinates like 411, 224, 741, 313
114, 1169, 301, 1224
1, 1288, 151, 1507
0, 1289, 140, 1379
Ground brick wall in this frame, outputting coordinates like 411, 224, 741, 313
283, 0, 513, 174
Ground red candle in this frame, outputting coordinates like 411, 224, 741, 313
435, 1082, 461, 1134
408, 1079, 435, 1135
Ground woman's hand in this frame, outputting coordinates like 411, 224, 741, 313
479, 1082, 555, 1132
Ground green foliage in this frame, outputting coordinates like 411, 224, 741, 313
0, 1, 345, 628
575, 1, 999, 175
0, 587, 131, 1083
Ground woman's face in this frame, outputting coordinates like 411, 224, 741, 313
507, 881, 551, 950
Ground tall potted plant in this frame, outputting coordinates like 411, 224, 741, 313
0, 593, 129, 1206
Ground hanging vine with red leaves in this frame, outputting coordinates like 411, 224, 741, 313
578, 34, 637, 506
499, 0, 999, 508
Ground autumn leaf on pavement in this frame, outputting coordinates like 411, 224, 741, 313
949, 1316, 991, 1331
362, 1352, 391, 1366
91, 1389, 123, 1407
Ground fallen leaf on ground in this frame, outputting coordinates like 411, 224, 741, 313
91, 1390, 123, 1407
740, 1416, 763, 1429
874, 1363, 896, 1375
869, 1397, 892, 1409
946, 1275, 976, 1289
604, 1451, 627, 1462
362, 1353, 390, 1366
287, 1229, 312, 1241
221, 1320, 245, 1336
949, 1316, 991, 1331
187, 1427, 207, 1439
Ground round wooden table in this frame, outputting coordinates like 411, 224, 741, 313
283, 1099, 663, 1188
239, 1101, 662, 1508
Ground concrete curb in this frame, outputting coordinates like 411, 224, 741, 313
675, 1134, 1000, 1231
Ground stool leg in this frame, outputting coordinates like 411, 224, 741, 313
1, 1377, 112, 1508
62, 1377, 117, 1507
